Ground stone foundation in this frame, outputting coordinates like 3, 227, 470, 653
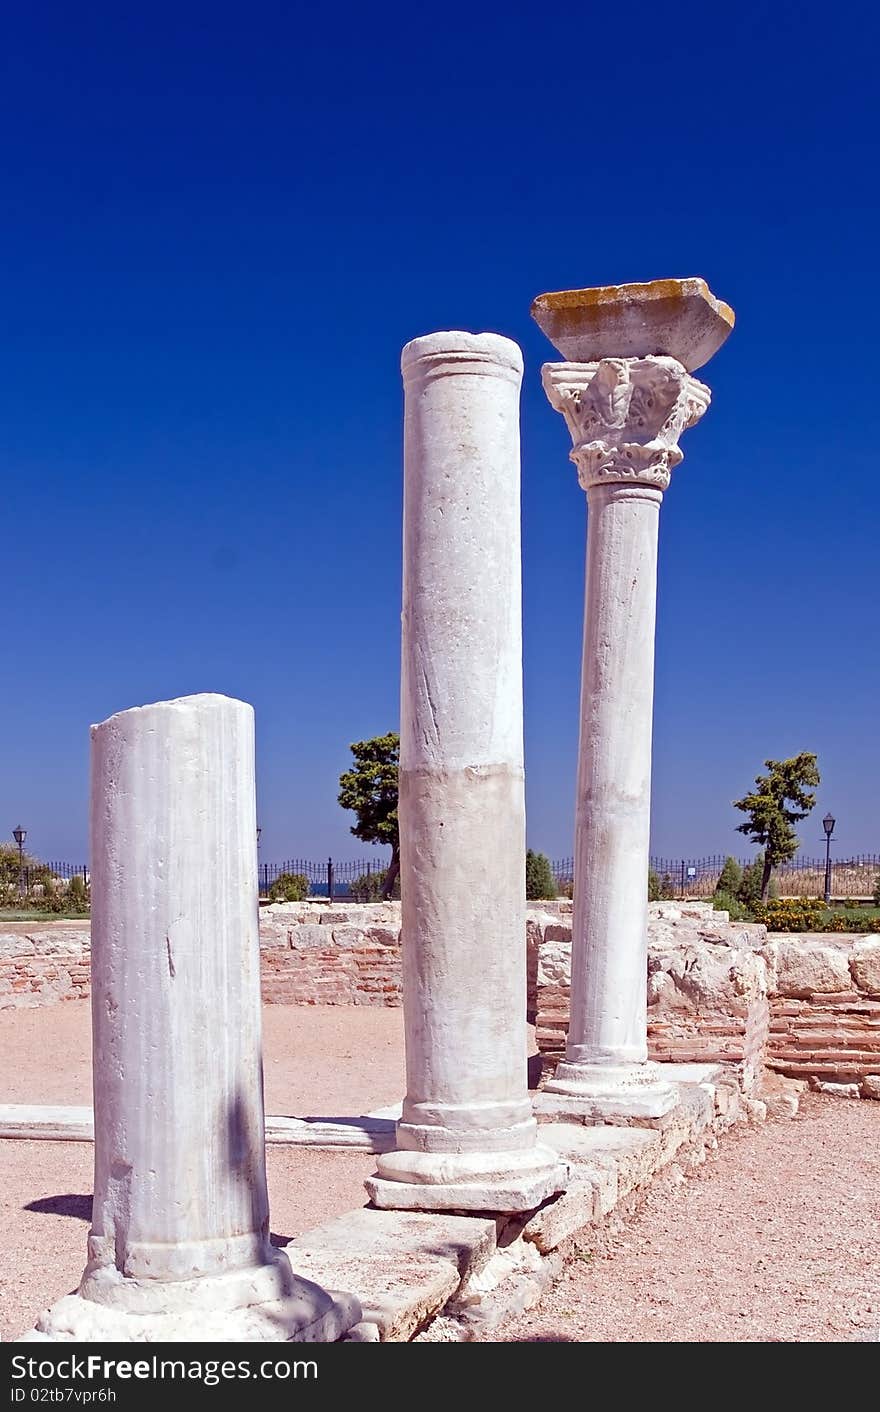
282, 1065, 751, 1340
5, 905, 880, 1095
763, 935, 880, 1091
534, 902, 770, 1092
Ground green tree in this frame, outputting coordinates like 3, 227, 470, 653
648, 868, 662, 901
714, 856, 743, 898
526, 850, 557, 901
0, 841, 39, 888
349, 868, 400, 902
338, 733, 400, 900
873, 872, 880, 908
734, 753, 820, 901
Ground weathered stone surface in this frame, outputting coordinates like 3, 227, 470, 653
535, 905, 770, 1093
861, 1075, 880, 1099
342, 1321, 381, 1342
287, 1208, 495, 1341
850, 939, 880, 995
0, 1104, 398, 1151
370, 332, 565, 1211
0, 1105, 94, 1141
292, 1208, 495, 1278
809, 1077, 861, 1099
764, 939, 852, 997
530, 277, 735, 371
22, 695, 359, 1344
534, 321, 727, 1121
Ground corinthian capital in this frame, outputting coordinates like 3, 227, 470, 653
541, 356, 710, 493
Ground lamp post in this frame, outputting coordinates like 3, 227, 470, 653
12, 826, 26, 898
822, 813, 835, 906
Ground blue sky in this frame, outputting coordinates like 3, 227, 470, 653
2, 2, 877, 866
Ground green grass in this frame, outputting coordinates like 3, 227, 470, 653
827, 905, 880, 922
0, 908, 90, 921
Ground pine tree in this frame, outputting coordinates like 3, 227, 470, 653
715, 856, 743, 898
733, 753, 819, 900
526, 850, 557, 901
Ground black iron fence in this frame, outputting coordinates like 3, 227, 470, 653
257, 858, 382, 901
9, 853, 880, 904
551, 854, 880, 899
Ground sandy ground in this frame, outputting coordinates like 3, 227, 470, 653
0, 1001, 406, 1115
488, 1094, 880, 1344
3, 1003, 879, 1343
1, 1002, 404, 1341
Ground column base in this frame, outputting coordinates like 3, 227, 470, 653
18, 1251, 361, 1343
365, 1143, 568, 1213
535, 1061, 679, 1123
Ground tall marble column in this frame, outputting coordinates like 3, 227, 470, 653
23, 694, 359, 1342
366, 332, 566, 1211
532, 280, 734, 1119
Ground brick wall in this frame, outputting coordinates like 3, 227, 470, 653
0, 925, 92, 1008
763, 936, 880, 1086
258, 906, 402, 1007
0, 905, 405, 1011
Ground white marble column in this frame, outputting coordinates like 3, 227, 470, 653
367, 332, 566, 1211
531, 280, 733, 1119
24, 694, 359, 1342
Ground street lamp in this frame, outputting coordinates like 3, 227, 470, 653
822, 813, 835, 906
12, 826, 26, 898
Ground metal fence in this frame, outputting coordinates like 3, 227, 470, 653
549, 854, 880, 899
257, 858, 382, 900
12, 852, 880, 903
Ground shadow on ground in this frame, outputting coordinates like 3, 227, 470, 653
25, 1193, 92, 1220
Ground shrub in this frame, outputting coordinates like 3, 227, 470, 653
715, 856, 743, 898
752, 898, 827, 931
66, 874, 90, 915
738, 852, 777, 907
268, 872, 311, 903
349, 868, 400, 902
752, 898, 880, 933
526, 851, 557, 901
647, 868, 661, 901
874, 873, 880, 907
712, 890, 750, 922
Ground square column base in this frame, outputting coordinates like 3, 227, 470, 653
365, 1166, 566, 1214
18, 1259, 362, 1343
535, 1062, 680, 1125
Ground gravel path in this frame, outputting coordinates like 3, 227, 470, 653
489, 1094, 880, 1343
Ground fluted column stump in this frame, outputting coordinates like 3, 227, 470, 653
22, 694, 360, 1341
531, 280, 734, 1122
366, 332, 567, 1211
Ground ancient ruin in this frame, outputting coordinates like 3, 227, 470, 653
532, 278, 734, 1120
366, 332, 566, 1212
21, 695, 359, 1342
8, 277, 875, 1344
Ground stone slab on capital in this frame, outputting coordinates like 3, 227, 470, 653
531, 276, 734, 371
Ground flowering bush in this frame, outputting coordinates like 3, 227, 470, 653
754, 898, 880, 932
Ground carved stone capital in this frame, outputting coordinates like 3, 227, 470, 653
541, 355, 710, 493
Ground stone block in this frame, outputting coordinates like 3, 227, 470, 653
287, 1208, 496, 1341
850, 939, 880, 995
764, 939, 851, 998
